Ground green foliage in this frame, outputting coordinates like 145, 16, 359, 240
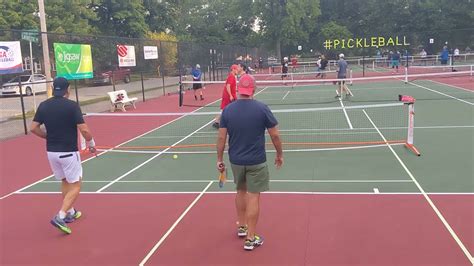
0, 0, 38, 30
0, 0, 472, 58
170, 0, 256, 45
90, 0, 149, 38
255, 0, 321, 57
143, 0, 178, 33
319, 22, 351, 41
46, 0, 98, 35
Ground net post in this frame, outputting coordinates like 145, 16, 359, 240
470, 65, 473, 77
404, 67, 408, 83
18, 79, 28, 135
141, 71, 145, 102
111, 70, 116, 91
178, 72, 183, 107
405, 103, 421, 156
372, 60, 375, 71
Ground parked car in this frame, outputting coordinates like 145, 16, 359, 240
92, 67, 131, 86
0, 74, 47, 96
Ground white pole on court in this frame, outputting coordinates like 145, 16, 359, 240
38, 0, 52, 98
30, 40, 37, 112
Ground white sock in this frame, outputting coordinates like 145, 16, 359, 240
67, 208, 75, 215
58, 211, 66, 219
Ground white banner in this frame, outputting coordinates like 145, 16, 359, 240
117, 45, 136, 67
0, 41, 24, 74
143, 46, 158, 60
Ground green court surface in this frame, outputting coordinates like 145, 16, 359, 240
20, 77, 473, 195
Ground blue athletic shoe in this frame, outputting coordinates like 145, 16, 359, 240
50, 215, 72, 234
64, 210, 82, 223
244, 235, 264, 250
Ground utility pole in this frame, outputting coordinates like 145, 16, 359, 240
38, 0, 52, 97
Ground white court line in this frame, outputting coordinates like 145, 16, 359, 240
141, 131, 381, 139
282, 90, 291, 100
370, 67, 473, 106
94, 143, 404, 155
338, 96, 354, 129
139, 181, 213, 266
0, 91, 228, 200
94, 143, 405, 155
363, 110, 474, 264
258, 86, 410, 94
15, 191, 474, 195
96, 86, 270, 193
0, 110, 205, 200
96, 119, 216, 192
409, 81, 474, 105
197, 125, 474, 134
41, 179, 414, 184
427, 79, 474, 93
373, 188, 380, 194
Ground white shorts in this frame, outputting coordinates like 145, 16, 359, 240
47, 151, 83, 183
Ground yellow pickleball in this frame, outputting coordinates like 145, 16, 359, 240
173, 154, 178, 159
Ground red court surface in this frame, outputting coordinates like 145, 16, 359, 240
1, 193, 472, 265
427, 77, 474, 91
0, 194, 196, 265
0, 85, 223, 199
1, 76, 472, 265
432, 195, 474, 253
145, 194, 473, 266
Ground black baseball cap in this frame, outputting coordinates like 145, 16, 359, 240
53, 77, 70, 97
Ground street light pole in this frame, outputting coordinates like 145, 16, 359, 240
38, 0, 52, 97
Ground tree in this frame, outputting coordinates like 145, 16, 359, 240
90, 0, 149, 38
45, 0, 98, 35
0, 0, 38, 31
143, 0, 178, 33
317, 22, 352, 57
169, 0, 255, 45
255, 0, 321, 59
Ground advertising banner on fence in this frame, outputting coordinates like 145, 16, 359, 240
0, 41, 24, 74
54, 43, 93, 79
143, 46, 158, 60
117, 45, 136, 67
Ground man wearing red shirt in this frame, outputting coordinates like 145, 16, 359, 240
213, 64, 239, 128
291, 56, 298, 72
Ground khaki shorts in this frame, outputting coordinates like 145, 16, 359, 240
231, 163, 269, 193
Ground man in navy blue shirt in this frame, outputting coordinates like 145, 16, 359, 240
30, 77, 96, 234
217, 74, 283, 251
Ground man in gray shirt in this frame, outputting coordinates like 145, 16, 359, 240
336, 53, 352, 98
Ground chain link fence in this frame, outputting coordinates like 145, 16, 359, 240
0, 29, 269, 139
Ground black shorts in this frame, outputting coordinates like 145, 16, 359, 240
193, 83, 203, 90
337, 76, 346, 85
